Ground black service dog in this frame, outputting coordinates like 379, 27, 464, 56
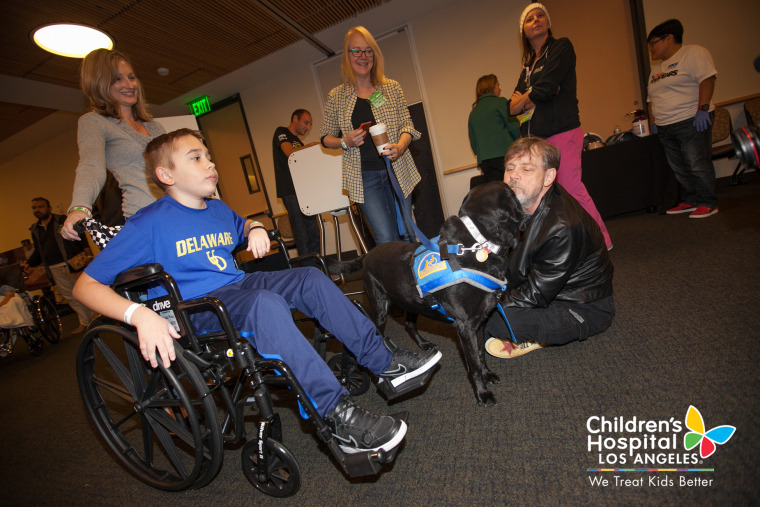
330, 181, 527, 405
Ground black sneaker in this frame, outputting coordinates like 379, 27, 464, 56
325, 395, 407, 454
379, 337, 442, 390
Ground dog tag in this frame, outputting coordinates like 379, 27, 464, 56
476, 248, 488, 262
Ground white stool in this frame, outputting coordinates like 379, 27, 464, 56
288, 146, 368, 261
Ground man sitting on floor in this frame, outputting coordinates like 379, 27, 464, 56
485, 137, 614, 358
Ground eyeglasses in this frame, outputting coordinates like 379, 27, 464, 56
647, 36, 666, 48
348, 48, 374, 58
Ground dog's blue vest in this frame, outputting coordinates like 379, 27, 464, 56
412, 236, 507, 320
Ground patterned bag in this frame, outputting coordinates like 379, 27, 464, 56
66, 251, 91, 271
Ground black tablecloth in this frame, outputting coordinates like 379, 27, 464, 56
581, 135, 678, 219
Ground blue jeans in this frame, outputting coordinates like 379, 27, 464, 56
656, 116, 717, 208
281, 194, 320, 255
358, 170, 415, 244
192, 268, 393, 417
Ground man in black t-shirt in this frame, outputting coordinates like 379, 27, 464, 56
272, 109, 321, 255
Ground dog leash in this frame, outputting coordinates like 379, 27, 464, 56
383, 156, 483, 257
383, 156, 438, 250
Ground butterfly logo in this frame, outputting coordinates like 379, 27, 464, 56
683, 405, 736, 459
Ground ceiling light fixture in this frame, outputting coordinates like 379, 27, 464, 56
31, 23, 114, 58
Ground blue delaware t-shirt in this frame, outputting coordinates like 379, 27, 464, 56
85, 196, 247, 300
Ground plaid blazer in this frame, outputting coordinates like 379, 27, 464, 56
320, 79, 422, 203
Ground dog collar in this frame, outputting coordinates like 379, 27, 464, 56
460, 216, 502, 254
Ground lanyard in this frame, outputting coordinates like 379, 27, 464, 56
524, 44, 549, 88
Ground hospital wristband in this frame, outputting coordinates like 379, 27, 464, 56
68, 206, 92, 217
124, 303, 142, 326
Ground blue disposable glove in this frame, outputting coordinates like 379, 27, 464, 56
693, 110, 712, 132
650, 124, 658, 135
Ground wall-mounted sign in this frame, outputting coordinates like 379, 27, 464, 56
189, 96, 211, 117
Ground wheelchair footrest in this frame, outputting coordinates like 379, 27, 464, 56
376, 367, 437, 400
336, 410, 409, 477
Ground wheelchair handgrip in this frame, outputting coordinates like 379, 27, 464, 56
73, 219, 86, 236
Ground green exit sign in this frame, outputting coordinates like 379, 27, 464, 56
189, 96, 211, 116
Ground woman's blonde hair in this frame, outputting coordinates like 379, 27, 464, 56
79, 48, 152, 121
473, 74, 498, 108
341, 26, 386, 87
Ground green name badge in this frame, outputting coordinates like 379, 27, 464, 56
369, 89, 386, 108
518, 107, 535, 125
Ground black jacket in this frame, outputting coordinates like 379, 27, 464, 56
505, 184, 613, 308
28, 214, 89, 272
512, 37, 581, 138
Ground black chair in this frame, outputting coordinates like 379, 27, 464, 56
469, 174, 489, 189
744, 97, 760, 126
711, 107, 744, 184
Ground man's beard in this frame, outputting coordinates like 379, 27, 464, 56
510, 185, 541, 213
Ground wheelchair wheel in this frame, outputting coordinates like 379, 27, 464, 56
241, 437, 301, 497
327, 353, 371, 396
26, 333, 45, 356
34, 296, 62, 344
0, 330, 10, 358
76, 323, 224, 491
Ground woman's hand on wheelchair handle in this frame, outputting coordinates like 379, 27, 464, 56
131, 307, 180, 368
62, 210, 89, 240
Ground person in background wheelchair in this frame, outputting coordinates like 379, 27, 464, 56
0, 284, 39, 356
0, 285, 35, 329
73, 128, 442, 456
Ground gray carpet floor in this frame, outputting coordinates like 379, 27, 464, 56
1, 178, 758, 506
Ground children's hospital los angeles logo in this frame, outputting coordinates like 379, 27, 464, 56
586, 406, 736, 488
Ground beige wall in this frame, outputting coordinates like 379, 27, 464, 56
1, 119, 80, 251
2, 0, 738, 253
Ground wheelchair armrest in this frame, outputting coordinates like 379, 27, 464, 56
113, 264, 164, 286
231, 230, 282, 255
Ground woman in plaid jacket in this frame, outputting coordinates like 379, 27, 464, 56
320, 26, 421, 244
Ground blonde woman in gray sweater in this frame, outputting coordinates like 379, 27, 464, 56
61, 49, 165, 240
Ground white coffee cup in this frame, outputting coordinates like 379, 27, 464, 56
369, 123, 389, 155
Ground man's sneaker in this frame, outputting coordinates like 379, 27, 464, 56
324, 395, 407, 454
379, 337, 442, 389
666, 203, 697, 214
485, 337, 546, 358
689, 206, 718, 219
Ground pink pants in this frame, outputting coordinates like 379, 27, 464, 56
546, 127, 612, 248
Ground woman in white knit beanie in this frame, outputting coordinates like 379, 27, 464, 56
509, 3, 612, 249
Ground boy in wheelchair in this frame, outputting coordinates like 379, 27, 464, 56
73, 128, 441, 456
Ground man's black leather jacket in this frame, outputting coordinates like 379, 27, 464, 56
505, 183, 613, 308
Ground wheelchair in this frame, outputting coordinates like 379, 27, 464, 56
74, 225, 400, 497
0, 264, 63, 358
